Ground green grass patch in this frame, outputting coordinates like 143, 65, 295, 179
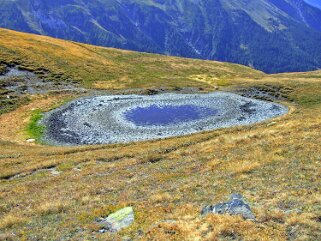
56, 162, 75, 172
296, 94, 321, 107
288, 83, 321, 108
25, 109, 46, 141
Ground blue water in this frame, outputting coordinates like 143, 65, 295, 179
125, 104, 218, 126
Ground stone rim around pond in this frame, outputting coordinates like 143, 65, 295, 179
40, 92, 288, 146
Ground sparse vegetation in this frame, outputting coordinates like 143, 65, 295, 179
0, 86, 30, 115
36, 201, 68, 216
0, 29, 320, 240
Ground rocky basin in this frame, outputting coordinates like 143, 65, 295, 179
41, 92, 288, 145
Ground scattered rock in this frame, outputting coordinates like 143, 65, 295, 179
98, 207, 135, 233
201, 194, 255, 221
51, 169, 61, 176
0, 66, 85, 96
240, 101, 257, 115
137, 229, 144, 236
83, 122, 92, 128
236, 84, 293, 101
145, 89, 159, 95
26, 138, 36, 143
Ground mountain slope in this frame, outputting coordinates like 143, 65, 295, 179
0, 29, 321, 240
0, 0, 321, 73
0, 28, 263, 91
305, 0, 321, 9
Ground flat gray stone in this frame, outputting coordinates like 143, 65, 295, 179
201, 194, 255, 221
51, 170, 61, 176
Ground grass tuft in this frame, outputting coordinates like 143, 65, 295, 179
0, 214, 26, 229
36, 201, 67, 216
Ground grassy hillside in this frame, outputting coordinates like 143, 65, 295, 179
0, 28, 263, 115
0, 28, 263, 89
0, 29, 320, 240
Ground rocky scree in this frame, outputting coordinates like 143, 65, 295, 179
40, 92, 288, 145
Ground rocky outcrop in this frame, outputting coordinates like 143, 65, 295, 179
201, 194, 256, 221
98, 207, 135, 233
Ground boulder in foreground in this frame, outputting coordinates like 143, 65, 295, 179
201, 194, 255, 221
98, 207, 135, 233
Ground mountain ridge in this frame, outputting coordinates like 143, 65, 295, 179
1, 0, 321, 73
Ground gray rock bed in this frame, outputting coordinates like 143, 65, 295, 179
0, 67, 85, 95
41, 92, 288, 146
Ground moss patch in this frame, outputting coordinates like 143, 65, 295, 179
25, 109, 46, 141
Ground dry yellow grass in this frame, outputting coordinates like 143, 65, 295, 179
0, 29, 320, 240
36, 201, 68, 216
0, 94, 75, 144
0, 28, 263, 90
0, 214, 27, 230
